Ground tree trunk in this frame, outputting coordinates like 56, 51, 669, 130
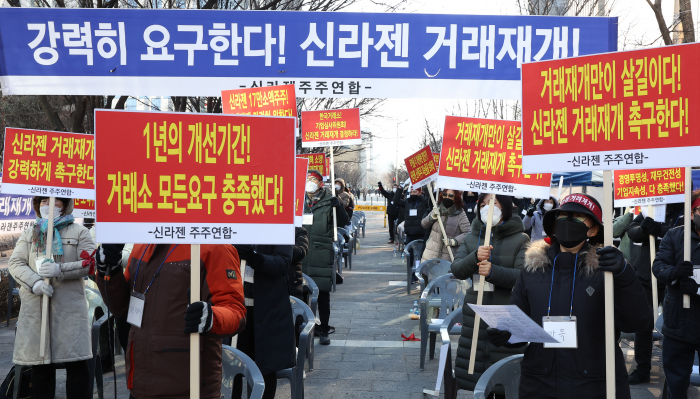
679, 0, 695, 43
646, 0, 673, 45
115, 95, 128, 110
37, 96, 66, 131
71, 95, 88, 133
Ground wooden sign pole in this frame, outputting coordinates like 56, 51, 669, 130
468, 194, 496, 374
683, 167, 691, 309
39, 197, 55, 359
329, 147, 338, 242
190, 244, 201, 399
602, 171, 615, 399
648, 205, 659, 325
426, 181, 454, 262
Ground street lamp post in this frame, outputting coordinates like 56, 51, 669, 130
396, 119, 409, 184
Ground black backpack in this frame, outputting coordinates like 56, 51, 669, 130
0, 366, 31, 399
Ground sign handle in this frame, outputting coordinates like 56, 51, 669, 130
648, 205, 659, 325
468, 194, 496, 375
684, 167, 691, 309
190, 244, 201, 399
602, 171, 615, 399
329, 147, 338, 242
39, 197, 55, 359
426, 182, 454, 262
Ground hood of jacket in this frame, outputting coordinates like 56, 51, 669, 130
334, 178, 346, 191
524, 239, 601, 277
537, 196, 559, 213
470, 214, 524, 240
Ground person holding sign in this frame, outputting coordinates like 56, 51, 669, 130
652, 190, 700, 399
523, 197, 559, 241
449, 194, 528, 395
9, 197, 95, 399
420, 189, 471, 262
486, 194, 651, 399
95, 244, 246, 398
302, 169, 349, 345
378, 181, 401, 244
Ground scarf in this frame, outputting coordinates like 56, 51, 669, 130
438, 203, 458, 216
32, 215, 75, 257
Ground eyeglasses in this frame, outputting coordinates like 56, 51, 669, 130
556, 211, 587, 224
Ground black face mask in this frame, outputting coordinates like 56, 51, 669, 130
465, 194, 477, 202
442, 198, 454, 208
410, 194, 420, 200
554, 219, 591, 248
694, 214, 700, 231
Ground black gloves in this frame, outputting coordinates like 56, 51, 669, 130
377, 182, 383, 189
330, 197, 342, 209
670, 260, 694, 281
96, 244, 125, 278
596, 246, 627, 275
679, 277, 699, 295
640, 217, 662, 236
235, 245, 264, 267
486, 328, 512, 347
526, 206, 535, 217
184, 301, 213, 334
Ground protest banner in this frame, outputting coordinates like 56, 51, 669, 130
613, 168, 685, 207
295, 157, 309, 227
1, 128, 95, 199
437, 116, 552, 198
432, 152, 440, 169
521, 42, 700, 173
72, 199, 96, 218
222, 84, 298, 126
297, 152, 328, 178
0, 191, 36, 234
404, 146, 438, 189
301, 108, 361, 148
0, 9, 618, 99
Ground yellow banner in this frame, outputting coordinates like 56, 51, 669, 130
355, 205, 386, 212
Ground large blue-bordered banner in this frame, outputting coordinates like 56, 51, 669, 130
0, 9, 617, 99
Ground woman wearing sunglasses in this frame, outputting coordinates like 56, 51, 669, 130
486, 193, 651, 399
449, 193, 529, 396
420, 189, 471, 262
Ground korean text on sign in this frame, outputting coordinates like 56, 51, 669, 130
300, 108, 361, 148
73, 198, 96, 218
296, 153, 328, 178
222, 84, 297, 124
404, 146, 438, 189
94, 110, 296, 245
1, 128, 95, 199
437, 116, 552, 197
522, 42, 700, 173
613, 168, 685, 207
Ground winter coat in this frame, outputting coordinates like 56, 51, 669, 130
627, 204, 684, 283
334, 178, 354, 221
462, 196, 478, 224
511, 240, 651, 399
379, 185, 400, 216
652, 225, 700, 344
288, 227, 308, 298
449, 215, 529, 392
97, 244, 246, 399
522, 197, 558, 241
398, 195, 430, 236
9, 199, 96, 366
244, 244, 296, 375
420, 204, 471, 262
302, 188, 348, 292
613, 212, 637, 265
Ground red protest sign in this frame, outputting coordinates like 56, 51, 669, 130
1, 128, 94, 199
73, 198, 95, 218
301, 108, 361, 148
613, 168, 685, 207
295, 157, 309, 227
94, 110, 296, 245
221, 84, 297, 126
325, 157, 330, 179
404, 146, 438, 189
433, 152, 440, 169
522, 42, 700, 173
297, 153, 328, 178
438, 116, 552, 197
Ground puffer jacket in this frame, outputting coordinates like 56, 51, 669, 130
522, 197, 558, 241
334, 178, 354, 221
288, 227, 309, 298
9, 199, 95, 365
420, 204, 471, 262
449, 215, 529, 392
398, 194, 430, 236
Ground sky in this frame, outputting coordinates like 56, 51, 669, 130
338, 0, 686, 176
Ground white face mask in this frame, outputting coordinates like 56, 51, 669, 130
40, 205, 62, 219
480, 205, 502, 225
543, 203, 554, 211
393, 188, 397, 192
305, 181, 319, 193
334, 184, 341, 191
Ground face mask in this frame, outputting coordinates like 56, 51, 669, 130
334, 184, 341, 191
393, 188, 397, 192
694, 214, 700, 231
305, 181, 319, 193
480, 205, 502, 225
543, 203, 554, 211
40, 205, 62, 219
554, 219, 591, 248
410, 194, 420, 200
442, 198, 454, 208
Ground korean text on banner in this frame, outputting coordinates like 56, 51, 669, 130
613, 168, 685, 207
0, 191, 36, 234
0, 9, 618, 99
297, 153, 328, 178
295, 157, 309, 227
433, 152, 440, 169
301, 108, 361, 148
73, 198, 96, 218
222, 84, 298, 124
438, 116, 552, 197
94, 109, 296, 245
405, 146, 438, 189
522, 42, 700, 174
1, 128, 95, 199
